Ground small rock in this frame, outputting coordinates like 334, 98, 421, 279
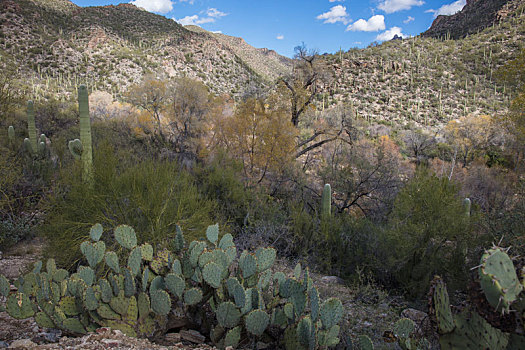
321, 276, 345, 285
0, 341, 8, 349
8, 339, 37, 349
180, 329, 205, 344
165, 333, 181, 343
32, 326, 39, 333
363, 321, 373, 327
101, 339, 122, 348
41, 329, 61, 343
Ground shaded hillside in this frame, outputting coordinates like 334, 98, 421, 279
0, 0, 290, 98
422, 0, 519, 39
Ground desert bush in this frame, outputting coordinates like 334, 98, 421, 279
384, 168, 477, 296
42, 142, 217, 267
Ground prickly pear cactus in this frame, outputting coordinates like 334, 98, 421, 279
479, 247, 522, 314
0, 223, 345, 348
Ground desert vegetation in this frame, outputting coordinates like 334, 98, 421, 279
1, 0, 525, 349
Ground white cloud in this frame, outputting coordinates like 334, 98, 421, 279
376, 27, 406, 41
175, 8, 228, 26
179, 0, 195, 4
347, 15, 385, 32
377, 0, 424, 14
316, 5, 349, 24
403, 16, 415, 24
276, 34, 284, 40
206, 8, 227, 18
129, 0, 174, 14
211, 30, 222, 34
426, 0, 466, 17
329, 0, 345, 2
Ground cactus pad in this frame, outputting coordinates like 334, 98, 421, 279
224, 326, 241, 348
239, 252, 257, 278
320, 298, 343, 329
440, 309, 508, 350
84, 286, 99, 311
114, 225, 137, 250
140, 243, 153, 261
63, 318, 87, 334
99, 279, 113, 303
184, 288, 203, 306
78, 266, 95, 286
165, 273, 185, 298
35, 311, 55, 328
105, 252, 120, 274
127, 247, 142, 277
227, 277, 245, 308
394, 318, 415, 339
203, 262, 223, 289
432, 276, 455, 334
7, 293, 35, 319
150, 290, 171, 316
217, 301, 241, 328
0, 274, 9, 297
358, 335, 374, 350
138, 292, 151, 319
479, 247, 522, 313
83, 241, 105, 268
206, 224, 219, 245
245, 309, 270, 336
255, 247, 276, 272
123, 268, 136, 297
90, 223, 103, 241
173, 225, 185, 253
219, 233, 234, 250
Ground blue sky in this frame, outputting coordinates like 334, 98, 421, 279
70, 0, 467, 57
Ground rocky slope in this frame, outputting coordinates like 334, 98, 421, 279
422, 0, 518, 39
319, 0, 525, 130
184, 25, 292, 82
0, 0, 291, 99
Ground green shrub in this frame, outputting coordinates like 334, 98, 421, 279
385, 168, 476, 296
42, 142, 217, 267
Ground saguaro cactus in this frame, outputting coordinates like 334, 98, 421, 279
321, 184, 332, 217
69, 85, 93, 184
24, 100, 37, 154
8, 126, 15, 144
463, 198, 471, 217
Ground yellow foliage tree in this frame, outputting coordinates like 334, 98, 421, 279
445, 114, 501, 167
126, 75, 168, 142
213, 98, 297, 184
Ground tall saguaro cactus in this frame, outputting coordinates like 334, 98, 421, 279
321, 184, 332, 218
24, 100, 37, 154
8, 126, 15, 145
463, 198, 471, 217
69, 85, 93, 185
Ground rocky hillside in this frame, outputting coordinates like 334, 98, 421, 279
422, 0, 519, 39
0, 0, 291, 99
319, 0, 525, 130
184, 25, 291, 82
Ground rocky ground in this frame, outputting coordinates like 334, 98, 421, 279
0, 239, 437, 349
